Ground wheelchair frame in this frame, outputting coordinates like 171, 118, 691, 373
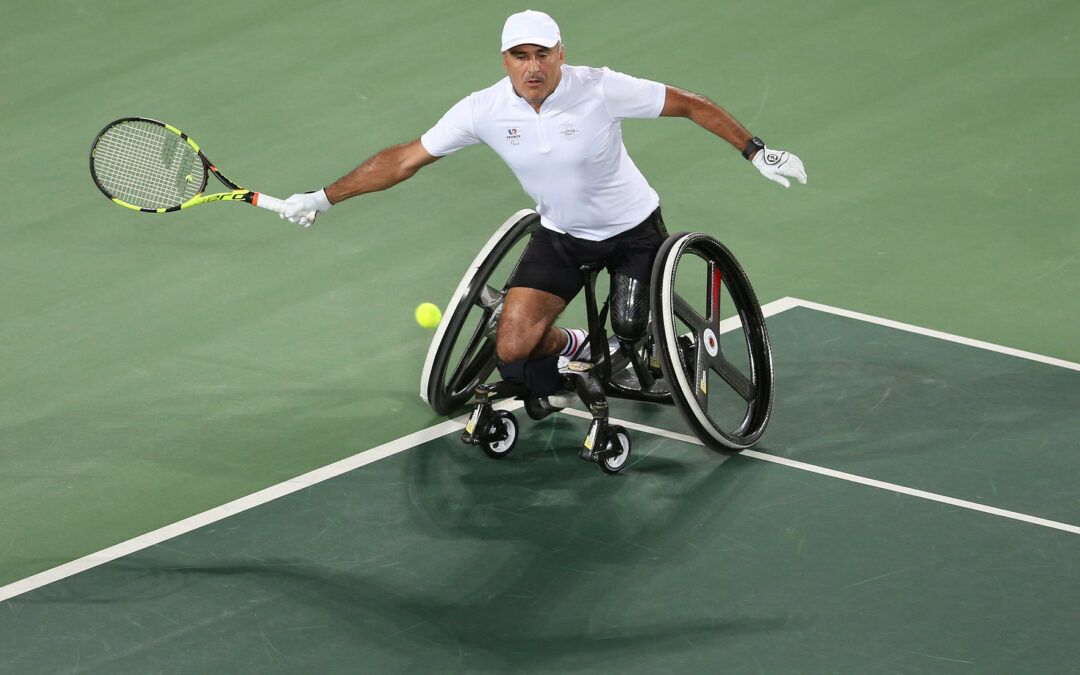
420, 210, 774, 474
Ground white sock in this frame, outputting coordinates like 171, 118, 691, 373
558, 328, 588, 358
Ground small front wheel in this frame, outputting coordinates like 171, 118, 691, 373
481, 410, 519, 459
598, 425, 631, 474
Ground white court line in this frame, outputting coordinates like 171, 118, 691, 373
559, 408, 1080, 537
769, 297, 1080, 372
0, 403, 519, 603
3, 298, 1077, 601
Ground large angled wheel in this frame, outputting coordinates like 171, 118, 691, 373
421, 210, 541, 415
649, 232, 774, 452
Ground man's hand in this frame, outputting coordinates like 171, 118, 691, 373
751, 148, 807, 188
281, 188, 333, 227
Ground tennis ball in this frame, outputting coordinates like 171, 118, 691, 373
415, 302, 442, 329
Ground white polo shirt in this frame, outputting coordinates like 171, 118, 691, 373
420, 65, 667, 241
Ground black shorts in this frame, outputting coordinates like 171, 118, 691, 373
508, 208, 669, 303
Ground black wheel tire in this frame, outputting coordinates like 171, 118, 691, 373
481, 410, 519, 459
421, 211, 540, 415
598, 425, 631, 474
649, 232, 774, 452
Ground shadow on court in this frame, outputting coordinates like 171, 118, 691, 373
10, 421, 798, 672
5, 308, 1080, 673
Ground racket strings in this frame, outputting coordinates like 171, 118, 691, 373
92, 121, 205, 210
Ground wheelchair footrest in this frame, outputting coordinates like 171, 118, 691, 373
610, 368, 671, 394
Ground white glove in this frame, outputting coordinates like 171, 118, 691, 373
751, 147, 807, 188
280, 188, 333, 227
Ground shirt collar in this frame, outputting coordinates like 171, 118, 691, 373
505, 65, 568, 113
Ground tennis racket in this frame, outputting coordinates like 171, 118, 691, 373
89, 117, 311, 220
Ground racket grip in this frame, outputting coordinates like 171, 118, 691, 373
252, 192, 318, 225
252, 193, 286, 213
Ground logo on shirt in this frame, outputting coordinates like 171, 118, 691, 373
559, 122, 581, 140
506, 128, 521, 146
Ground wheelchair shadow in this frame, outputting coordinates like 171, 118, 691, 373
13, 411, 792, 671
373, 416, 796, 667
34, 548, 791, 673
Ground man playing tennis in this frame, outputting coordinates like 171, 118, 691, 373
282, 9, 806, 399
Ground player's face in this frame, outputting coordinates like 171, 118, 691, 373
503, 43, 564, 111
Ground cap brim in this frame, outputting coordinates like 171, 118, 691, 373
501, 36, 560, 51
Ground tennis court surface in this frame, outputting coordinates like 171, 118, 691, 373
3, 1, 1079, 671
3, 300, 1077, 673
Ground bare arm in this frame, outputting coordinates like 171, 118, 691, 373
660, 86, 755, 157
323, 139, 441, 204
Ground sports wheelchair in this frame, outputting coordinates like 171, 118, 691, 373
420, 210, 774, 474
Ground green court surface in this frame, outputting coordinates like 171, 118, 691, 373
2, 305, 1078, 673
3, 0, 1079, 672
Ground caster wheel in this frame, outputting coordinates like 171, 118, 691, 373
481, 410, 518, 459
598, 425, 631, 474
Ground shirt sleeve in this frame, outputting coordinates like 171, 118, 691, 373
420, 95, 482, 157
600, 67, 667, 120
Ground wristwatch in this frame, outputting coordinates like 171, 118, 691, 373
742, 136, 765, 160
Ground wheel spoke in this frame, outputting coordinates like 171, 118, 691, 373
706, 260, 722, 330
693, 349, 710, 409
709, 352, 755, 402
692, 330, 755, 409
447, 336, 496, 394
672, 293, 707, 333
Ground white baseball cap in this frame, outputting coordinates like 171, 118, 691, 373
501, 10, 562, 52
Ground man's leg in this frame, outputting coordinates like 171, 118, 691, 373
495, 287, 570, 397
496, 286, 567, 363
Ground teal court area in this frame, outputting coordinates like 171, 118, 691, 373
4, 1, 1079, 671
3, 302, 1078, 674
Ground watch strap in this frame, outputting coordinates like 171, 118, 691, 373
742, 136, 765, 160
